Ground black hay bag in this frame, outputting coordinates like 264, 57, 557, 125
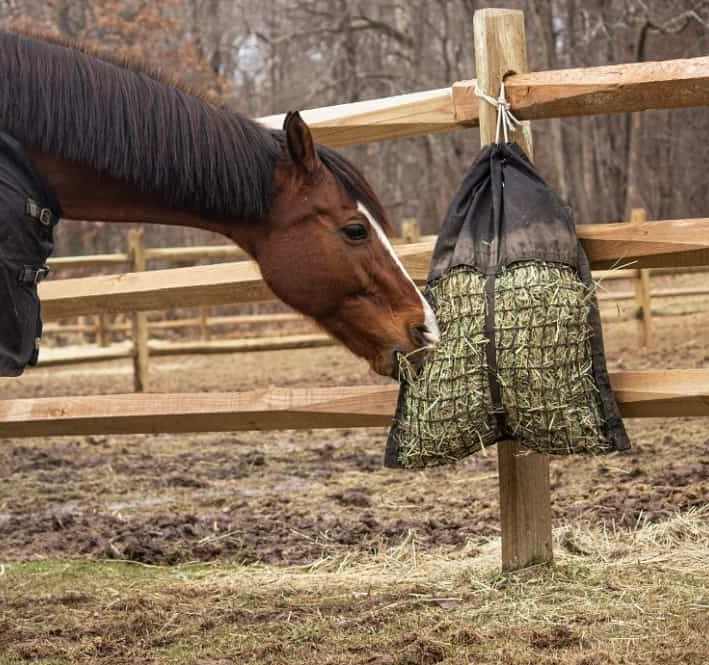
386, 143, 630, 468
0, 131, 61, 376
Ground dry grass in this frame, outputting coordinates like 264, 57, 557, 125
1, 507, 707, 664
392, 263, 611, 467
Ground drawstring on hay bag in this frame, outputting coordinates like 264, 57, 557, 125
385, 139, 630, 468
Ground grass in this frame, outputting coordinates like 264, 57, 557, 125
392, 263, 611, 467
1, 507, 707, 664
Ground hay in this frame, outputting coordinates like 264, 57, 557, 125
393, 262, 610, 468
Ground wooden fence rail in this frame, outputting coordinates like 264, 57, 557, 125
46, 235, 435, 271
38, 217, 709, 320
36, 334, 336, 367
2, 369, 708, 438
257, 57, 709, 147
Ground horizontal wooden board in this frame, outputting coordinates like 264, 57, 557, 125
48, 253, 129, 269
33, 335, 334, 368
577, 218, 709, 270
1, 369, 707, 438
0, 385, 397, 437
39, 218, 709, 319
599, 285, 709, 302
36, 341, 134, 366
144, 245, 246, 262
611, 369, 709, 418
208, 313, 303, 326
148, 334, 334, 356
259, 87, 459, 148
40, 260, 274, 319
494, 56, 709, 121
257, 57, 709, 148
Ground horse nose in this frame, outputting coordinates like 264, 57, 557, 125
410, 322, 440, 349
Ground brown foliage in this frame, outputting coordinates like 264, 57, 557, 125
1, 0, 708, 254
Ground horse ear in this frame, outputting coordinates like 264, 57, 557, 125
284, 111, 320, 174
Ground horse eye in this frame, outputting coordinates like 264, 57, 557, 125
342, 223, 369, 242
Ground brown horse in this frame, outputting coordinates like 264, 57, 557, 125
0, 31, 438, 376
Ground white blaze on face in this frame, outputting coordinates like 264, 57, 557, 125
357, 202, 440, 346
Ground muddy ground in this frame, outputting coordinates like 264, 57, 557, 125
1, 288, 707, 567
0, 285, 707, 665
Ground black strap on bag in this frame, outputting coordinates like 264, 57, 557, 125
0, 132, 62, 376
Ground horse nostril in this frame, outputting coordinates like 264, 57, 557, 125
410, 324, 439, 348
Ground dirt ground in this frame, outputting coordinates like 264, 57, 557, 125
0, 288, 707, 664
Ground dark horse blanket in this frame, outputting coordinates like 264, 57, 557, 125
0, 132, 61, 376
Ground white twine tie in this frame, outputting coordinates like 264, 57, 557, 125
474, 81, 522, 143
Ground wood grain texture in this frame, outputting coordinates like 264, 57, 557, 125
500, 55, 709, 121
36, 341, 134, 366
148, 334, 335, 356
473, 9, 533, 155
144, 245, 246, 262
253, 58, 709, 149
578, 218, 709, 270
473, 8, 551, 572
259, 87, 460, 147
0, 385, 398, 437
611, 370, 709, 417
3, 370, 707, 438
48, 253, 130, 269
40, 260, 274, 319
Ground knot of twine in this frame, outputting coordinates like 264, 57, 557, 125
474, 81, 522, 144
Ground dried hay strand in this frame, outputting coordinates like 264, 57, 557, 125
393, 262, 610, 468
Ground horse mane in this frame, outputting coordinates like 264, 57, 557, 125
0, 30, 390, 228
0, 30, 280, 219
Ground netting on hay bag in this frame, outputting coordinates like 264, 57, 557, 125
385, 142, 630, 469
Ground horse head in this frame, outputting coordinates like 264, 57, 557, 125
246, 113, 440, 377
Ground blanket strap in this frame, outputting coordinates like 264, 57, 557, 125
18, 265, 50, 285
26, 198, 57, 227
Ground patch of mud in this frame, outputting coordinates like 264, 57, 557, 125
557, 458, 708, 526
1, 306, 708, 565
2, 452, 705, 565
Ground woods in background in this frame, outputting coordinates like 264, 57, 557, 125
1, 0, 707, 254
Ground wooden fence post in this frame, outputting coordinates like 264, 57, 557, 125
401, 218, 421, 243
199, 307, 210, 341
78, 316, 91, 344
473, 8, 553, 571
631, 208, 654, 348
95, 314, 109, 347
128, 229, 149, 392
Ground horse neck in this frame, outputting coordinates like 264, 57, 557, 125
30, 150, 263, 257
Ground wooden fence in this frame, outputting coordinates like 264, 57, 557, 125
40, 212, 709, 375
43, 224, 430, 347
3, 7, 709, 572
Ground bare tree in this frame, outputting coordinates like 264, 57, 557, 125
1, 0, 708, 252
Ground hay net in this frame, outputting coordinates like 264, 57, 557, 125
386, 143, 630, 469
